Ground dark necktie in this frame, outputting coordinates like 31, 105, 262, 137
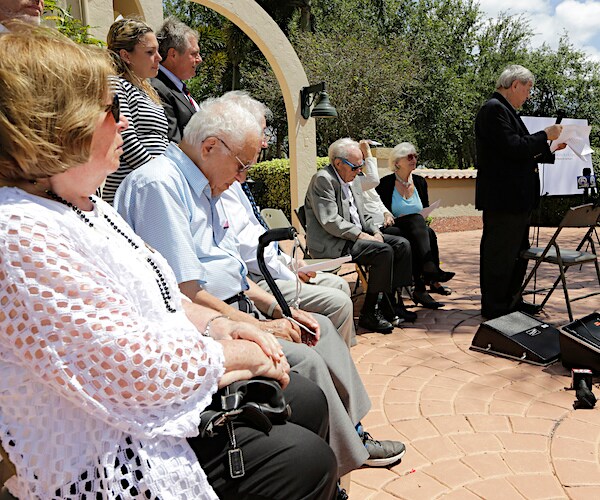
241, 182, 270, 230
182, 83, 195, 108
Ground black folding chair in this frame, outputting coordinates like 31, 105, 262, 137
519, 203, 600, 321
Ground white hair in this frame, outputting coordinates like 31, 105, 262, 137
220, 90, 273, 124
388, 142, 417, 171
496, 64, 534, 89
183, 97, 262, 150
328, 137, 360, 165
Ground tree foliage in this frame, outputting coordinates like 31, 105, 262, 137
163, 0, 600, 170
43, 0, 104, 45
290, 30, 417, 156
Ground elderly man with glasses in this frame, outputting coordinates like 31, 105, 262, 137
304, 137, 415, 334
115, 99, 407, 479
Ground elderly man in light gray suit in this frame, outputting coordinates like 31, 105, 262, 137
305, 137, 415, 333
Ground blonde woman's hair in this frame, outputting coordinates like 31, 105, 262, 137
0, 28, 115, 183
388, 142, 417, 171
107, 18, 161, 104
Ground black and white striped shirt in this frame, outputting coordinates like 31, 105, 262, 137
103, 77, 169, 204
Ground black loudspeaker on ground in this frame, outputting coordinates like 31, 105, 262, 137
560, 312, 600, 373
471, 311, 561, 366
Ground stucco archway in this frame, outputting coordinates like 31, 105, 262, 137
195, 0, 317, 217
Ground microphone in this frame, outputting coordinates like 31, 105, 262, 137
547, 109, 565, 150
577, 167, 597, 199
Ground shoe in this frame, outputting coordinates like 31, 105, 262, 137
412, 290, 444, 309
336, 485, 349, 500
380, 306, 405, 327
517, 300, 543, 316
361, 430, 406, 467
429, 284, 452, 295
358, 309, 393, 333
394, 302, 417, 323
436, 270, 455, 283
424, 270, 455, 284
384, 313, 404, 327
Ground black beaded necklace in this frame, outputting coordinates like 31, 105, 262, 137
45, 190, 176, 313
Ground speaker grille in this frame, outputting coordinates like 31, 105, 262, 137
485, 311, 544, 337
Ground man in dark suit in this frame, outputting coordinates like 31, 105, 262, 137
475, 64, 565, 319
304, 138, 416, 333
151, 17, 202, 143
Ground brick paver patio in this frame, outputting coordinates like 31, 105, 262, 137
346, 226, 600, 499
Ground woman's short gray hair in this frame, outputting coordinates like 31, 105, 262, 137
496, 64, 534, 89
388, 142, 417, 171
328, 138, 360, 164
183, 97, 261, 150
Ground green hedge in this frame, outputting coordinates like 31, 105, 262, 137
247, 157, 330, 219
534, 194, 596, 226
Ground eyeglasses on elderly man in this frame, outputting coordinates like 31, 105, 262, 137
216, 136, 256, 173
0, 27, 338, 500
337, 157, 365, 171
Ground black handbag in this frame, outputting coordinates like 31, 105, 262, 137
198, 377, 291, 439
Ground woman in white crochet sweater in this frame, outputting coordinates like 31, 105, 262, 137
0, 28, 336, 500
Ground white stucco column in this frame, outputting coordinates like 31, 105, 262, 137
196, 0, 317, 218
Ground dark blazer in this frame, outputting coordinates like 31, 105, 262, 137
304, 164, 380, 258
376, 173, 429, 214
150, 68, 196, 143
475, 92, 554, 213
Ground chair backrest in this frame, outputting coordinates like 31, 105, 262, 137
260, 208, 293, 230
560, 203, 600, 228
259, 208, 315, 258
295, 206, 307, 230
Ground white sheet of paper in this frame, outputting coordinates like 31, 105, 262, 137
420, 199, 441, 219
298, 255, 352, 274
550, 124, 594, 160
522, 116, 594, 196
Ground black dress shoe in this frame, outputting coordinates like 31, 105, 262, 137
413, 290, 444, 309
381, 309, 404, 327
394, 303, 417, 323
358, 309, 394, 333
424, 270, 455, 284
429, 284, 452, 295
517, 300, 543, 316
436, 271, 455, 283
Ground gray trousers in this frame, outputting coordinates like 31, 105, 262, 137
229, 299, 371, 475
257, 271, 357, 347
280, 314, 371, 476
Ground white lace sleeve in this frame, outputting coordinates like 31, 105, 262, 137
0, 208, 224, 439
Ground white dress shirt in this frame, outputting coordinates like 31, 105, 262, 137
220, 181, 297, 281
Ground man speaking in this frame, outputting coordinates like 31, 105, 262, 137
475, 64, 565, 319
